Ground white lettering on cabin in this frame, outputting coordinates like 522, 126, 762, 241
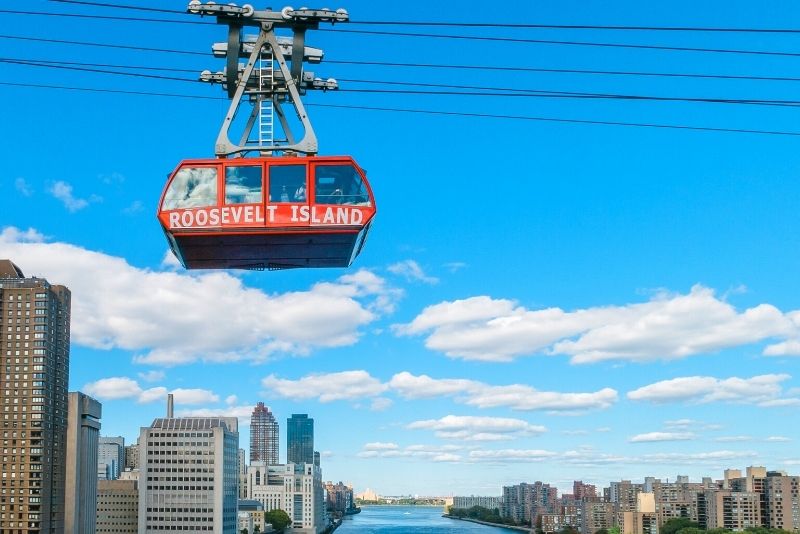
168, 206, 366, 228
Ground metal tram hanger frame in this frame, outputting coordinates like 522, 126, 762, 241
187, 1, 348, 157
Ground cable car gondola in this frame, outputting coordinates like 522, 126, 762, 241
159, 2, 376, 270
158, 155, 375, 269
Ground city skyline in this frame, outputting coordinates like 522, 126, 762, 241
4, 0, 800, 497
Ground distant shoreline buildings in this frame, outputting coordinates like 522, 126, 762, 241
450, 468, 800, 534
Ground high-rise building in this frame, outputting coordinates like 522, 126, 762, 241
574, 481, 598, 501
98, 436, 124, 480
763, 475, 800, 531
138, 398, 239, 533
326, 482, 357, 516
247, 461, 325, 533
287, 414, 314, 465
698, 490, 761, 531
250, 402, 279, 464
124, 441, 139, 470
65, 392, 102, 534
0, 260, 71, 533
96, 479, 138, 534
238, 448, 249, 499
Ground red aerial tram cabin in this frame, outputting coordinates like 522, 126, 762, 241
157, 155, 376, 270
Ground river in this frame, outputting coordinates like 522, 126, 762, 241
336, 505, 521, 533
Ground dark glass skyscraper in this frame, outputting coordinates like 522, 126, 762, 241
286, 414, 314, 465
249, 402, 279, 464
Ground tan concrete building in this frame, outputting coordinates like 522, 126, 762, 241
763, 475, 800, 532
0, 260, 71, 534
699, 490, 761, 531
96, 479, 138, 534
65, 392, 102, 534
581, 501, 614, 534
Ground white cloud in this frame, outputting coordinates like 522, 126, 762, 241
225, 395, 238, 406
82, 377, 166, 404
358, 443, 463, 462
170, 388, 219, 405
177, 404, 255, 424
388, 372, 476, 399
766, 436, 792, 442
664, 419, 723, 431
387, 260, 438, 284
714, 436, 754, 443
48, 180, 98, 212
138, 387, 167, 404
394, 286, 796, 363
83, 377, 142, 400
443, 262, 467, 273
640, 450, 757, 464
469, 448, 756, 466
629, 432, 696, 443
122, 200, 144, 215
1, 227, 396, 365
138, 370, 165, 383
370, 397, 393, 411
363, 442, 399, 451
15, 177, 32, 196
262, 371, 388, 402
407, 415, 546, 441
469, 449, 559, 462
389, 371, 617, 413
627, 374, 798, 406
263, 369, 616, 413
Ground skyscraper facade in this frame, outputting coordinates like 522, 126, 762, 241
98, 436, 125, 480
287, 414, 314, 465
0, 260, 71, 534
138, 413, 239, 533
250, 402, 279, 464
64, 392, 102, 534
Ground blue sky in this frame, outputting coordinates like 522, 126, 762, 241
3, 0, 800, 496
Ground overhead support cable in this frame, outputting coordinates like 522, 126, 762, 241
0, 34, 205, 56
4, 79, 800, 137
6, 57, 800, 108
0, 9, 210, 25
48, 0, 184, 14
41, 0, 800, 34
308, 102, 800, 137
319, 28, 800, 58
0, 80, 220, 99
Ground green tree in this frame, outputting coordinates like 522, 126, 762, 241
608, 527, 620, 534
560, 527, 580, 534
265, 509, 291, 532
661, 518, 699, 534
595, 529, 609, 534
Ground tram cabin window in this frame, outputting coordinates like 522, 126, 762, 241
315, 165, 371, 206
269, 165, 306, 203
163, 167, 218, 210
225, 166, 262, 204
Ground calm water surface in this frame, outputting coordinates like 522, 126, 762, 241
337, 505, 520, 533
